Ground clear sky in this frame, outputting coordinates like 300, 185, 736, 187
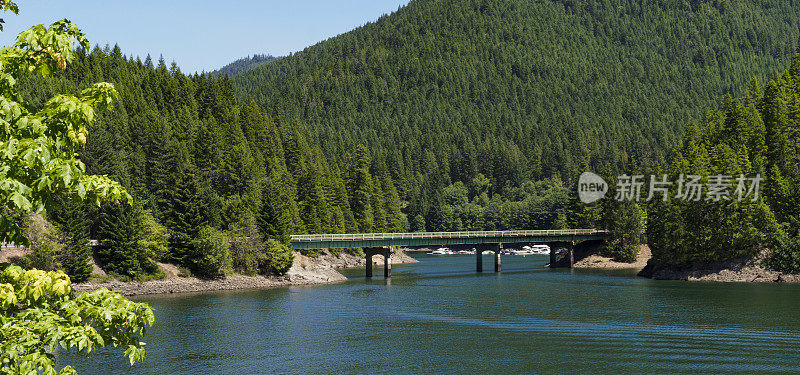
0, 0, 411, 74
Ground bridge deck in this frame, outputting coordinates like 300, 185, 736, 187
290, 229, 606, 249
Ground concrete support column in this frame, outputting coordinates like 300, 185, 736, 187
366, 252, 373, 278
568, 241, 574, 268
365, 247, 391, 278
494, 243, 502, 272
549, 245, 558, 267
476, 247, 483, 272
384, 252, 391, 278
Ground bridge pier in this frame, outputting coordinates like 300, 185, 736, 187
384, 250, 391, 278
365, 247, 392, 278
476, 246, 483, 272
495, 243, 502, 272
568, 241, 574, 268
547, 240, 576, 268
366, 252, 373, 278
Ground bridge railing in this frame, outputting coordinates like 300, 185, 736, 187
290, 229, 607, 242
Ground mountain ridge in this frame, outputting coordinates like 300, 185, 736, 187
211, 54, 279, 77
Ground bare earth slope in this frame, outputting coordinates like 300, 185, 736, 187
573, 245, 651, 272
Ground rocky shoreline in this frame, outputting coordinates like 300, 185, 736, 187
638, 249, 800, 283
567, 244, 800, 283
17, 242, 800, 296
72, 249, 418, 296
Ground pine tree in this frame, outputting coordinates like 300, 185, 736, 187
162, 161, 212, 243
296, 166, 329, 233
370, 179, 388, 232
326, 165, 357, 232
345, 145, 375, 232
259, 173, 303, 242
380, 174, 404, 232
95, 203, 158, 279
49, 197, 93, 283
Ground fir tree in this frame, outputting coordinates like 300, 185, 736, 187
345, 145, 375, 232
49, 197, 93, 283
95, 203, 158, 279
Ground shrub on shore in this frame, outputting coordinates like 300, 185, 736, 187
227, 211, 266, 275
264, 239, 293, 275
766, 236, 800, 274
189, 226, 232, 278
140, 210, 170, 262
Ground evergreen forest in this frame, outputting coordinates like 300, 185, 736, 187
231, 0, 800, 234
646, 50, 800, 272
210, 54, 279, 78
11, 0, 800, 280
15, 46, 404, 280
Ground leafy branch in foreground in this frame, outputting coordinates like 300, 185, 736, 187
0, 265, 154, 375
0, 0, 16, 32
0, 4, 152, 374
0, 15, 130, 246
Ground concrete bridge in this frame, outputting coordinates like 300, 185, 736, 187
290, 229, 607, 278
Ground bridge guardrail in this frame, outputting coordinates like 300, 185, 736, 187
290, 229, 607, 242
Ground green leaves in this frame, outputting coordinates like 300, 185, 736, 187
0, 265, 154, 375
0, 282, 17, 310
80, 83, 119, 112
8, 191, 29, 210
0, 13, 129, 244
3, 18, 87, 77
0, 6, 149, 374
125, 345, 147, 366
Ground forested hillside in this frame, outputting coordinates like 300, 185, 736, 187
647, 50, 800, 270
16, 46, 403, 280
210, 54, 278, 77
232, 0, 800, 230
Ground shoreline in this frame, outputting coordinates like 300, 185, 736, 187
572, 244, 651, 271
565, 244, 800, 283
49, 244, 800, 296
72, 249, 418, 297
638, 249, 800, 283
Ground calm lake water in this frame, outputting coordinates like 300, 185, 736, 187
63, 253, 800, 374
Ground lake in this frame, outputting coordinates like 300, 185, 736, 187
63, 253, 800, 374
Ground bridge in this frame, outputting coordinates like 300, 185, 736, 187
290, 229, 607, 278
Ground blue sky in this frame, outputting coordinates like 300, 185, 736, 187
0, 0, 411, 73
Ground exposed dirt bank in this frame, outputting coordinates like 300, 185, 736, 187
573, 245, 651, 271
72, 249, 418, 296
0, 246, 31, 263
638, 249, 800, 283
